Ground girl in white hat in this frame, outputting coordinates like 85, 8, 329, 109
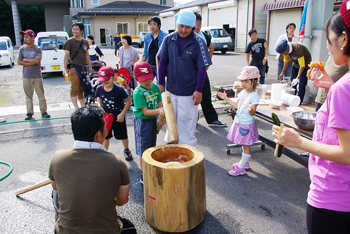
217, 66, 260, 176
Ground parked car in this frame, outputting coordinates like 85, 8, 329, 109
0, 36, 14, 68
34, 31, 69, 76
120, 32, 147, 48
201, 27, 233, 54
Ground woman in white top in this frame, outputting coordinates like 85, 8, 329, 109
118, 35, 139, 70
86, 35, 104, 61
275, 23, 298, 80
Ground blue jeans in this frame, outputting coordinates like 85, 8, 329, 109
73, 65, 94, 98
151, 65, 157, 82
252, 60, 266, 84
277, 60, 293, 79
291, 66, 308, 105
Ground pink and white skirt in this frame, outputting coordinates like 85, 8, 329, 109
227, 122, 259, 146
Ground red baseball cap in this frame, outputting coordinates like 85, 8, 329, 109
133, 62, 154, 82
97, 66, 114, 82
20, 29, 35, 37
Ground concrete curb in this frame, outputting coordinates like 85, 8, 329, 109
0, 106, 231, 142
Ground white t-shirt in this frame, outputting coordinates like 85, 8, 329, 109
88, 45, 97, 56
122, 49, 130, 68
234, 90, 260, 124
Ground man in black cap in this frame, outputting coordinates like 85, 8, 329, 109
276, 39, 312, 105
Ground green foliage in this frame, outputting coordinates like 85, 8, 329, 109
69, 30, 73, 37
19, 5, 46, 34
0, 0, 45, 43
0, 0, 15, 42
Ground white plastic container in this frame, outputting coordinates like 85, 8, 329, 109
281, 91, 301, 107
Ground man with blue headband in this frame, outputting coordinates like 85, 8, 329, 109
157, 10, 212, 146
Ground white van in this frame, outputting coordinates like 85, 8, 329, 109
34, 31, 69, 75
0, 36, 14, 67
201, 27, 233, 54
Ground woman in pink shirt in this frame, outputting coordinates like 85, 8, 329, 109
272, 2, 350, 233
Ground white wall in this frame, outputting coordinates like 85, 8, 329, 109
208, 6, 237, 27
236, 0, 251, 52
160, 15, 176, 34
269, 8, 302, 56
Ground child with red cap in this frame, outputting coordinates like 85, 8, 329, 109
95, 66, 133, 161
133, 62, 165, 184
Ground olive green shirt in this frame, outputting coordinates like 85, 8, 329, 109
283, 43, 312, 69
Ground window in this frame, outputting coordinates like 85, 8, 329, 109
160, 0, 166, 5
138, 23, 148, 33
91, 0, 99, 5
117, 23, 128, 34
83, 18, 91, 38
38, 37, 67, 50
210, 29, 229, 38
0, 41, 7, 50
71, 0, 83, 8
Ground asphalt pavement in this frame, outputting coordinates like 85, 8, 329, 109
0, 48, 310, 234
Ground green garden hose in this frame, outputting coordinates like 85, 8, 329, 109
0, 161, 13, 181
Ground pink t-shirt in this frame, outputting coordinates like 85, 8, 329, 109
307, 73, 350, 212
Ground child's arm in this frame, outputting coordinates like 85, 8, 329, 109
217, 91, 239, 108
116, 96, 131, 122
248, 102, 258, 116
96, 97, 105, 113
157, 102, 166, 125
141, 106, 164, 117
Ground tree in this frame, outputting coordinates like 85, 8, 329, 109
0, 0, 45, 43
0, 0, 15, 42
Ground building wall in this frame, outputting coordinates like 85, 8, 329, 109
208, 6, 237, 27
91, 15, 152, 45
84, 0, 173, 9
201, 5, 209, 27
268, 8, 302, 56
160, 15, 176, 33
235, 0, 252, 52
44, 2, 70, 31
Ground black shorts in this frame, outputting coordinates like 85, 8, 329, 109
106, 117, 128, 140
306, 204, 350, 234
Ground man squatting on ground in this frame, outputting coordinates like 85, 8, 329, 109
245, 29, 269, 84
193, 12, 226, 127
49, 106, 135, 233
157, 10, 212, 146
17, 29, 50, 120
63, 22, 94, 109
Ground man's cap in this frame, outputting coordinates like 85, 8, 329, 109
275, 39, 288, 53
175, 10, 196, 27
237, 66, 260, 80
20, 29, 35, 37
97, 66, 114, 82
340, 0, 350, 30
133, 62, 154, 82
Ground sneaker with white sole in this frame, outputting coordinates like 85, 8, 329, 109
140, 174, 143, 185
228, 165, 246, 176
232, 161, 250, 170
208, 120, 227, 127
123, 149, 133, 161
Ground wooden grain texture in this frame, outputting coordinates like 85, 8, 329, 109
143, 144, 206, 233
162, 91, 179, 143
15, 179, 51, 196
257, 104, 315, 135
